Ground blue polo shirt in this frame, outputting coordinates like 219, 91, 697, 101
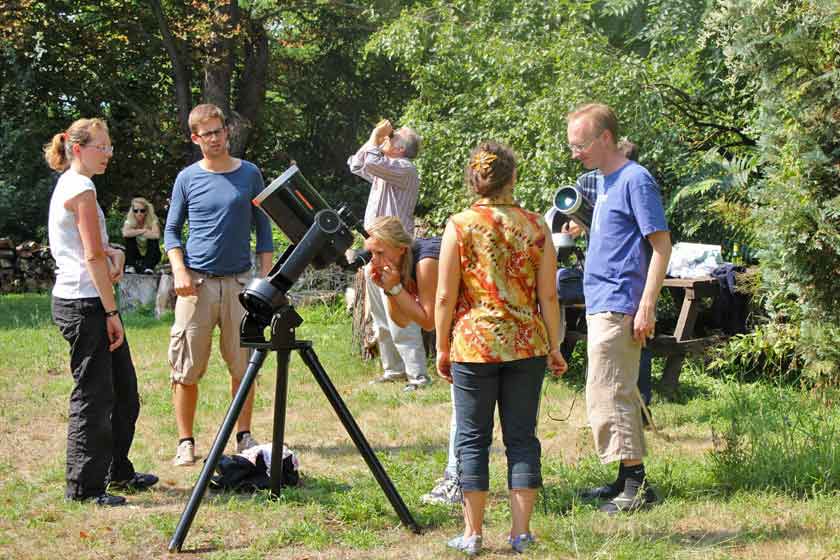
164, 160, 274, 275
584, 161, 668, 315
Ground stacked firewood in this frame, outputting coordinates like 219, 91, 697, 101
0, 239, 56, 293
0, 238, 15, 292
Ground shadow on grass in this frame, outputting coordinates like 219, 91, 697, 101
652, 524, 818, 549
292, 441, 443, 458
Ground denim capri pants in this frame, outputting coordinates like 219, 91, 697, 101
452, 356, 546, 492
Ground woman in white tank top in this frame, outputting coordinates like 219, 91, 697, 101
45, 118, 157, 506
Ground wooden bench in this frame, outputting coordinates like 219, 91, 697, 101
561, 276, 723, 396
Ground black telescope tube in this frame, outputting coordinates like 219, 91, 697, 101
553, 185, 594, 232
272, 209, 342, 288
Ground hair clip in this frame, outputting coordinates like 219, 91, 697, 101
469, 150, 497, 172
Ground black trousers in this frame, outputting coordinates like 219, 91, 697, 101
124, 237, 162, 271
52, 297, 140, 500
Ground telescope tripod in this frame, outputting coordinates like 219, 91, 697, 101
168, 304, 421, 553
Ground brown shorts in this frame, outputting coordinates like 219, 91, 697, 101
168, 270, 252, 385
585, 312, 646, 463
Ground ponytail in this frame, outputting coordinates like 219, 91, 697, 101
43, 132, 70, 172
43, 118, 109, 172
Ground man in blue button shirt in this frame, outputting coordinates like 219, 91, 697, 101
566, 103, 671, 513
164, 104, 273, 466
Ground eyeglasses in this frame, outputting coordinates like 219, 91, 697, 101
567, 131, 602, 154
132, 208, 147, 214
85, 144, 114, 155
195, 127, 226, 140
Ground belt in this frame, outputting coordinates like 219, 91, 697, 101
191, 269, 242, 279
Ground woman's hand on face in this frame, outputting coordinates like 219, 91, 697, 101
106, 315, 125, 351
436, 350, 452, 383
548, 349, 568, 377
366, 263, 384, 288
378, 256, 401, 291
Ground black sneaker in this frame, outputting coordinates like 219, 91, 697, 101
89, 493, 127, 507
599, 478, 659, 514
577, 480, 622, 501
110, 472, 159, 492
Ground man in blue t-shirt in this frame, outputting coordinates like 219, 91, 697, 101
561, 140, 654, 409
164, 104, 273, 467
566, 103, 672, 514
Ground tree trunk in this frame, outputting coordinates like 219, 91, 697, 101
147, 0, 194, 164
231, 17, 269, 158
203, 0, 239, 117
150, 0, 268, 161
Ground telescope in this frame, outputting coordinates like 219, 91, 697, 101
169, 165, 420, 553
553, 185, 594, 232
239, 165, 365, 328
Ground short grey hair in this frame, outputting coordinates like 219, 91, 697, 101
392, 127, 421, 159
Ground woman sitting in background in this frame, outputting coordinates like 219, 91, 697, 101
122, 197, 161, 274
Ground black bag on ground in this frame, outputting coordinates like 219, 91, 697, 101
210, 452, 299, 492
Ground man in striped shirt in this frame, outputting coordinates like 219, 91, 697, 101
348, 120, 430, 391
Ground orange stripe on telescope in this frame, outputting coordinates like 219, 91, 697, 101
295, 190, 314, 210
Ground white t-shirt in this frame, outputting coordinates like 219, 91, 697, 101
48, 168, 109, 299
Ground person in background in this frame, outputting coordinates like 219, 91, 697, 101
164, 103, 273, 466
566, 102, 671, 514
122, 197, 161, 274
45, 117, 158, 507
348, 119, 430, 392
436, 141, 567, 555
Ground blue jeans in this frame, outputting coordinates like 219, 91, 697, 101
452, 357, 546, 492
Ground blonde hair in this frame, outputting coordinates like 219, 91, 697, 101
43, 118, 109, 172
188, 103, 226, 134
124, 197, 159, 229
567, 103, 620, 145
366, 216, 416, 291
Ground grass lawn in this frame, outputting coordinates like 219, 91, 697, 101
1, 293, 839, 559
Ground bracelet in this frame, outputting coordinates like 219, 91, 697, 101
105, 309, 120, 317
385, 282, 403, 297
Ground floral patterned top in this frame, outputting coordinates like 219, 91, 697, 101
450, 195, 550, 363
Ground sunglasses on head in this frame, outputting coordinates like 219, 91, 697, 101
132, 208, 147, 213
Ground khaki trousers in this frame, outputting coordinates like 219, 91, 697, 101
168, 270, 251, 384
585, 312, 646, 463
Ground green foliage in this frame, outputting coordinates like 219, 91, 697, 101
369, 0, 690, 228
708, 323, 801, 384
709, 384, 840, 497
704, 0, 840, 377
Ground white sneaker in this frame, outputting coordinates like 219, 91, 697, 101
125, 265, 136, 274
421, 476, 462, 505
236, 432, 259, 453
173, 440, 195, 466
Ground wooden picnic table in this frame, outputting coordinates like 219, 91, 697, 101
561, 275, 723, 396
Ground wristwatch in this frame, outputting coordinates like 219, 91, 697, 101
385, 282, 403, 297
